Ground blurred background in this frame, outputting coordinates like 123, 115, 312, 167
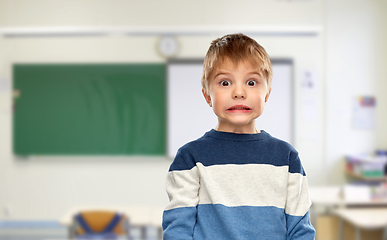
0, 0, 386, 239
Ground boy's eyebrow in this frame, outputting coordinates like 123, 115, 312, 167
247, 71, 262, 76
213, 70, 262, 78
251, 72, 264, 78
213, 71, 230, 78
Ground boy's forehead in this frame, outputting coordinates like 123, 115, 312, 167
212, 58, 262, 75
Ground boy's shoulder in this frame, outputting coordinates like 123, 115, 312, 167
264, 133, 297, 154
168, 131, 211, 172
176, 130, 213, 152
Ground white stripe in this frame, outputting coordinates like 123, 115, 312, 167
196, 163, 289, 209
165, 163, 311, 217
165, 166, 200, 211
285, 173, 312, 216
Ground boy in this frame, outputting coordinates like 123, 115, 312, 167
162, 33, 315, 239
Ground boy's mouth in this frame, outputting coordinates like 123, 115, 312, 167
227, 105, 252, 111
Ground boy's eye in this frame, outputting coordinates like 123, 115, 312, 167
247, 80, 257, 86
220, 80, 230, 86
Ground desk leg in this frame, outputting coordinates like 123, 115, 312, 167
158, 226, 163, 240
67, 226, 72, 239
140, 225, 147, 240
355, 227, 361, 240
68, 224, 76, 239
310, 205, 316, 227
383, 226, 387, 240
339, 218, 344, 240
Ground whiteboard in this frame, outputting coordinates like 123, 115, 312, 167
167, 59, 293, 158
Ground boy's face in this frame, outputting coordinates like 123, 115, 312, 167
202, 58, 271, 133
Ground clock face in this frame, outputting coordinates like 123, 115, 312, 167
157, 36, 179, 58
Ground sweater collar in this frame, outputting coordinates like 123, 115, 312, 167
205, 129, 270, 141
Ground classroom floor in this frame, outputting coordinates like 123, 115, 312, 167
0, 226, 160, 240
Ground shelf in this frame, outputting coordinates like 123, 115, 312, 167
345, 169, 387, 182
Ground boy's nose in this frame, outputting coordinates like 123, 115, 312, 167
232, 85, 246, 99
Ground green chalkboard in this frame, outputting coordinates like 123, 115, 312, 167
13, 64, 166, 155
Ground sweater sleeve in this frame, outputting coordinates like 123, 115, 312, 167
162, 148, 200, 240
285, 151, 316, 240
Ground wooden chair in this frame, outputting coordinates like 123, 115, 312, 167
70, 210, 130, 239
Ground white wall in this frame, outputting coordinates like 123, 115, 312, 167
0, 0, 385, 220
1, 0, 323, 27
375, 0, 387, 149
325, 0, 387, 184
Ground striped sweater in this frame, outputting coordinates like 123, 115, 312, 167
162, 129, 315, 240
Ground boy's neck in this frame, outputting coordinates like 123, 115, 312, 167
215, 122, 260, 134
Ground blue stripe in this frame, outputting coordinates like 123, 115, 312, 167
163, 204, 314, 240
102, 213, 121, 233
195, 204, 287, 240
76, 214, 93, 234
163, 206, 197, 240
169, 130, 305, 175
286, 212, 315, 240
289, 151, 305, 176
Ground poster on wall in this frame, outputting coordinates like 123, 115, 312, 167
301, 69, 319, 122
352, 96, 376, 130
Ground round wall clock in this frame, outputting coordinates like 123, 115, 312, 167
156, 35, 179, 58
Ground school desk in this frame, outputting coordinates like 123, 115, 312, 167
309, 186, 387, 207
310, 186, 387, 240
59, 206, 164, 240
335, 208, 387, 240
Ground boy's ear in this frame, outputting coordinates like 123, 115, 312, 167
265, 88, 272, 103
202, 88, 212, 107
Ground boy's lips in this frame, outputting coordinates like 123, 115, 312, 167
226, 105, 252, 113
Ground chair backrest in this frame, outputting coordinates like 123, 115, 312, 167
73, 210, 129, 237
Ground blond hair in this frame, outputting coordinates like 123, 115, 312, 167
201, 33, 272, 94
